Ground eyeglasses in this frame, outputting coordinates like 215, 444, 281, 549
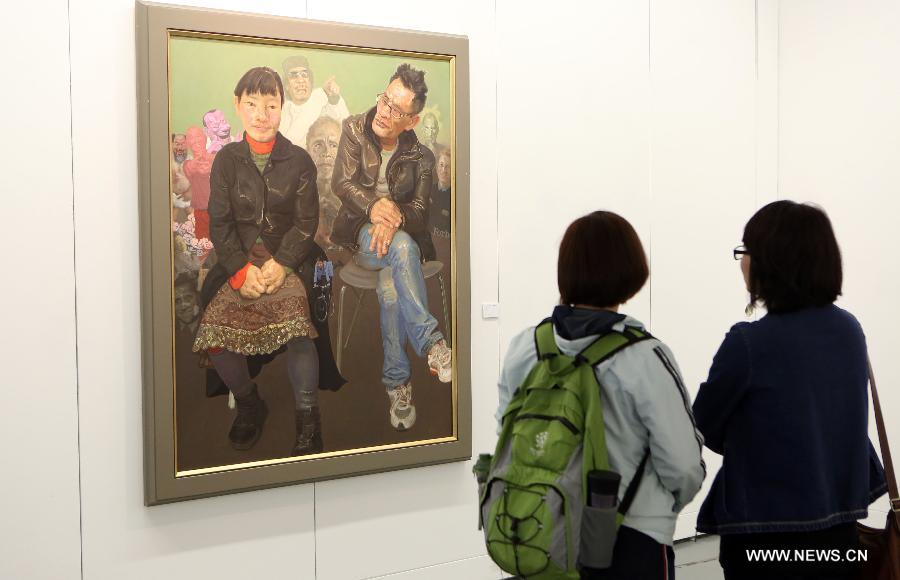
287, 69, 310, 80
375, 93, 416, 120
733, 245, 749, 260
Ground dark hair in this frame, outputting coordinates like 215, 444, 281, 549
557, 211, 649, 308
389, 63, 427, 114
234, 66, 284, 105
743, 200, 842, 313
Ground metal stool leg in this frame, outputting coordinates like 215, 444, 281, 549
336, 284, 348, 374
438, 273, 450, 348
344, 288, 366, 349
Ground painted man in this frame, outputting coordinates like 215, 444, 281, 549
182, 126, 214, 240
331, 64, 452, 432
171, 133, 192, 222
306, 115, 342, 249
279, 55, 350, 149
418, 110, 442, 156
429, 147, 452, 267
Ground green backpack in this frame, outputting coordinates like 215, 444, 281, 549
480, 319, 650, 579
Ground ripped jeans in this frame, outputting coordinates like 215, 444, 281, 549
354, 223, 443, 389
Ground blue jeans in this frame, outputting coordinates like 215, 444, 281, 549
354, 223, 443, 389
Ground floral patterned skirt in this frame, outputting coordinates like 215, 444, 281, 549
192, 273, 318, 356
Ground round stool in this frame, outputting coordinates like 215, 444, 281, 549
335, 260, 450, 373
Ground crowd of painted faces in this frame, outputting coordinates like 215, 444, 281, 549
170, 58, 454, 460
170, 58, 451, 278
511, 207, 890, 580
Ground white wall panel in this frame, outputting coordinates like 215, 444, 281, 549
0, 0, 82, 578
306, 1, 501, 577
497, 0, 652, 351
70, 0, 317, 578
779, 0, 900, 486
649, 0, 761, 534
315, 464, 498, 580
757, 0, 780, 207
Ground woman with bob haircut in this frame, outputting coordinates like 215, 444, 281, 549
496, 211, 706, 579
193, 67, 342, 458
693, 200, 887, 579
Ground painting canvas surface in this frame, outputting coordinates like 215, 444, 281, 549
167, 33, 456, 475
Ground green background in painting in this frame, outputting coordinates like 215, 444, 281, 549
169, 35, 452, 147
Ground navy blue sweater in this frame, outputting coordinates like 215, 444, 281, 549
693, 305, 887, 535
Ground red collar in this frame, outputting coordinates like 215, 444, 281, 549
245, 133, 275, 155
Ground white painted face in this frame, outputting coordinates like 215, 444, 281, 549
286, 66, 311, 104
421, 114, 438, 144
307, 122, 341, 181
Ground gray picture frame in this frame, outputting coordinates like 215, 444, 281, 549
136, 0, 471, 505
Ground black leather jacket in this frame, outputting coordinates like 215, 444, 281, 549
208, 132, 318, 276
331, 108, 435, 261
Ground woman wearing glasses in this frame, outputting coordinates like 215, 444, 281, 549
693, 201, 887, 579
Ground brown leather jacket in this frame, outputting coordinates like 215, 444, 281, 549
207, 132, 319, 276
331, 108, 436, 261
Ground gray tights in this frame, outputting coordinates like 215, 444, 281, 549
209, 337, 319, 409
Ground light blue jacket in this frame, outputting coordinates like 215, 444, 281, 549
496, 314, 706, 546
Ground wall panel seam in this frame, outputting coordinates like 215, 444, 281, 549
66, 0, 86, 577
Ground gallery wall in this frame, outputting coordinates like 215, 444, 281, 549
0, 1, 83, 579
496, 0, 778, 537
778, 0, 898, 522
3, 0, 897, 579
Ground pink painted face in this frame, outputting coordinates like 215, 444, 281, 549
372, 79, 419, 144
185, 127, 207, 157
203, 109, 231, 139
234, 91, 282, 143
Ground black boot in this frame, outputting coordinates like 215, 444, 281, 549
292, 407, 323, 456
229, 385, 268, 450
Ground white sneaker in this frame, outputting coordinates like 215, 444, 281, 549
387, 382, 416, 431
427, 339, 452, 383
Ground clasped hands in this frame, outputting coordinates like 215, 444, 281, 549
368, 198, 403, 258
239, 258, 286, 299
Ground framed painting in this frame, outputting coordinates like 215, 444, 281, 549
136, 0, 470, 504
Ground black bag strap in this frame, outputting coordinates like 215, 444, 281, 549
868, 357, 899, 520
618, 448, 650, 516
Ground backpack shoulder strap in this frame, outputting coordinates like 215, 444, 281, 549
574, 326, 654, 521
574, 325, 653, 368
533, 318, 561, 360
